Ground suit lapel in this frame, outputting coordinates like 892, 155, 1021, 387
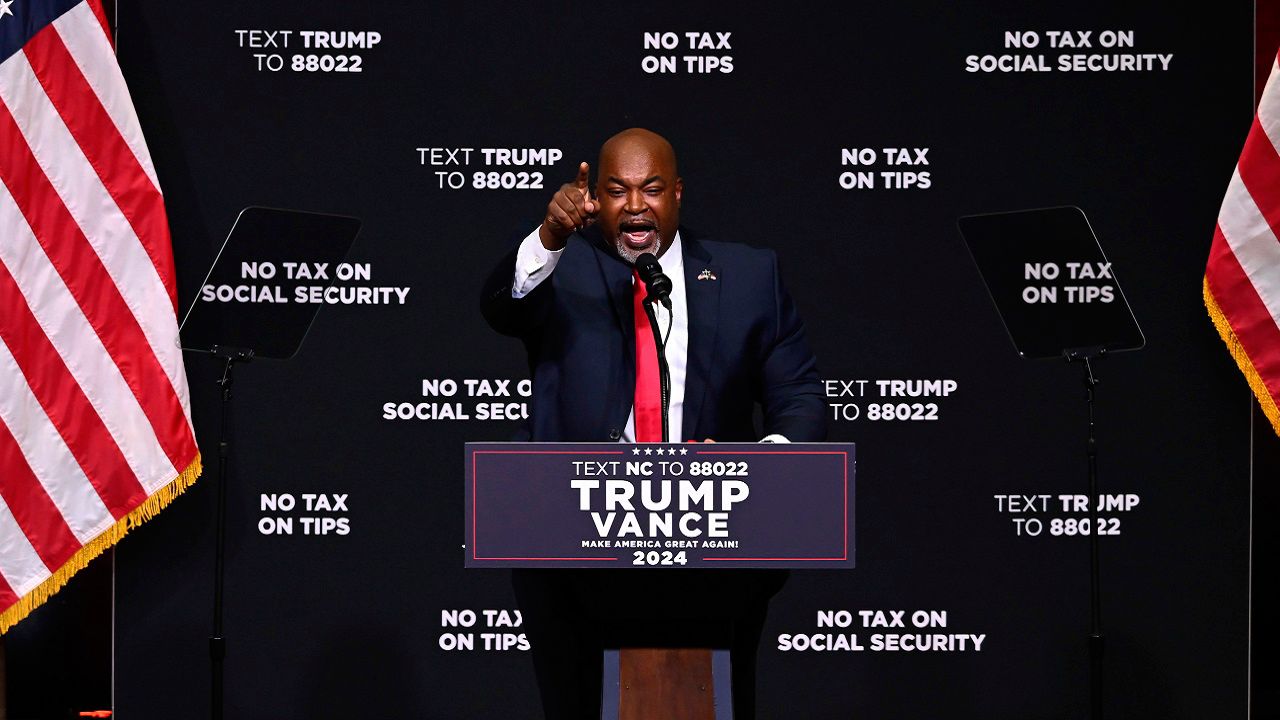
586, 227, 637, 431
681, 234, 719, 440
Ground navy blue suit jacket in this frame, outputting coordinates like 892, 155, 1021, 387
481, 226, 825, 443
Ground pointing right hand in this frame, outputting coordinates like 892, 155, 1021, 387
540, 162, 598, 249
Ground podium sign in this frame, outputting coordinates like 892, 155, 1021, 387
464, 443, 855, 569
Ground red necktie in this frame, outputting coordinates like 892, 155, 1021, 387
632, 271, 662, 442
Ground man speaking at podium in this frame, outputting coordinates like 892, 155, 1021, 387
481, 128, 825, 719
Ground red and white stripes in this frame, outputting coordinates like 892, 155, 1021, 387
0, 0, 200, 631
1206, 49, 1280, 435
1205, 49, 1280, 434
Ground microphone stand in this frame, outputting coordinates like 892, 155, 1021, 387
642, 298, 671, 443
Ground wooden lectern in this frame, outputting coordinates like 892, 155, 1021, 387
613, 648, 721, 720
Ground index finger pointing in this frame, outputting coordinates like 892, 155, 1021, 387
576, 162, 590, 188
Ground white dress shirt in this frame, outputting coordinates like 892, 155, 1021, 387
512, 227, 786, 443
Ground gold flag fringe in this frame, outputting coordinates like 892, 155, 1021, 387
1204, 276, 1280, 436
0, 453, 203, 634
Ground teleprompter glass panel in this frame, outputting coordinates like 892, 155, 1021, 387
180, 207, 361, 360
958, 206, 1144, 360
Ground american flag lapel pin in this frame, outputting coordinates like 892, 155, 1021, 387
697, 268, 717, 281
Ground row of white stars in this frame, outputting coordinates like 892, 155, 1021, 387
631, 447, 690, 456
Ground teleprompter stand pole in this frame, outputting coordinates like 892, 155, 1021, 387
210, 345, 254, 720
1066, 350, 1104, 720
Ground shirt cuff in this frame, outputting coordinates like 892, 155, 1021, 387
511, 226, 564, 298
760, 434, 790, 443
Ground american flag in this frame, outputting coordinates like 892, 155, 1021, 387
1205, 48, 1280, 437
0, 0, 201, 632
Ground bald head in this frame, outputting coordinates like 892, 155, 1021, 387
598, 128, 678, 177
595, 128, 683, 261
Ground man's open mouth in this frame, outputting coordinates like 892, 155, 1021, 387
620, 220, 657, 249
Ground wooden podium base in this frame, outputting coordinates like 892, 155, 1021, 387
608, 648, 729, 720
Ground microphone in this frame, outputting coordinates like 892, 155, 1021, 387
634, 253, 673, 309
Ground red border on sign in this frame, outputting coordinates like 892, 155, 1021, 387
470, 448, 852, 564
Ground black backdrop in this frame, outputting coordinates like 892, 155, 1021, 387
109, 1, 1255, 717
